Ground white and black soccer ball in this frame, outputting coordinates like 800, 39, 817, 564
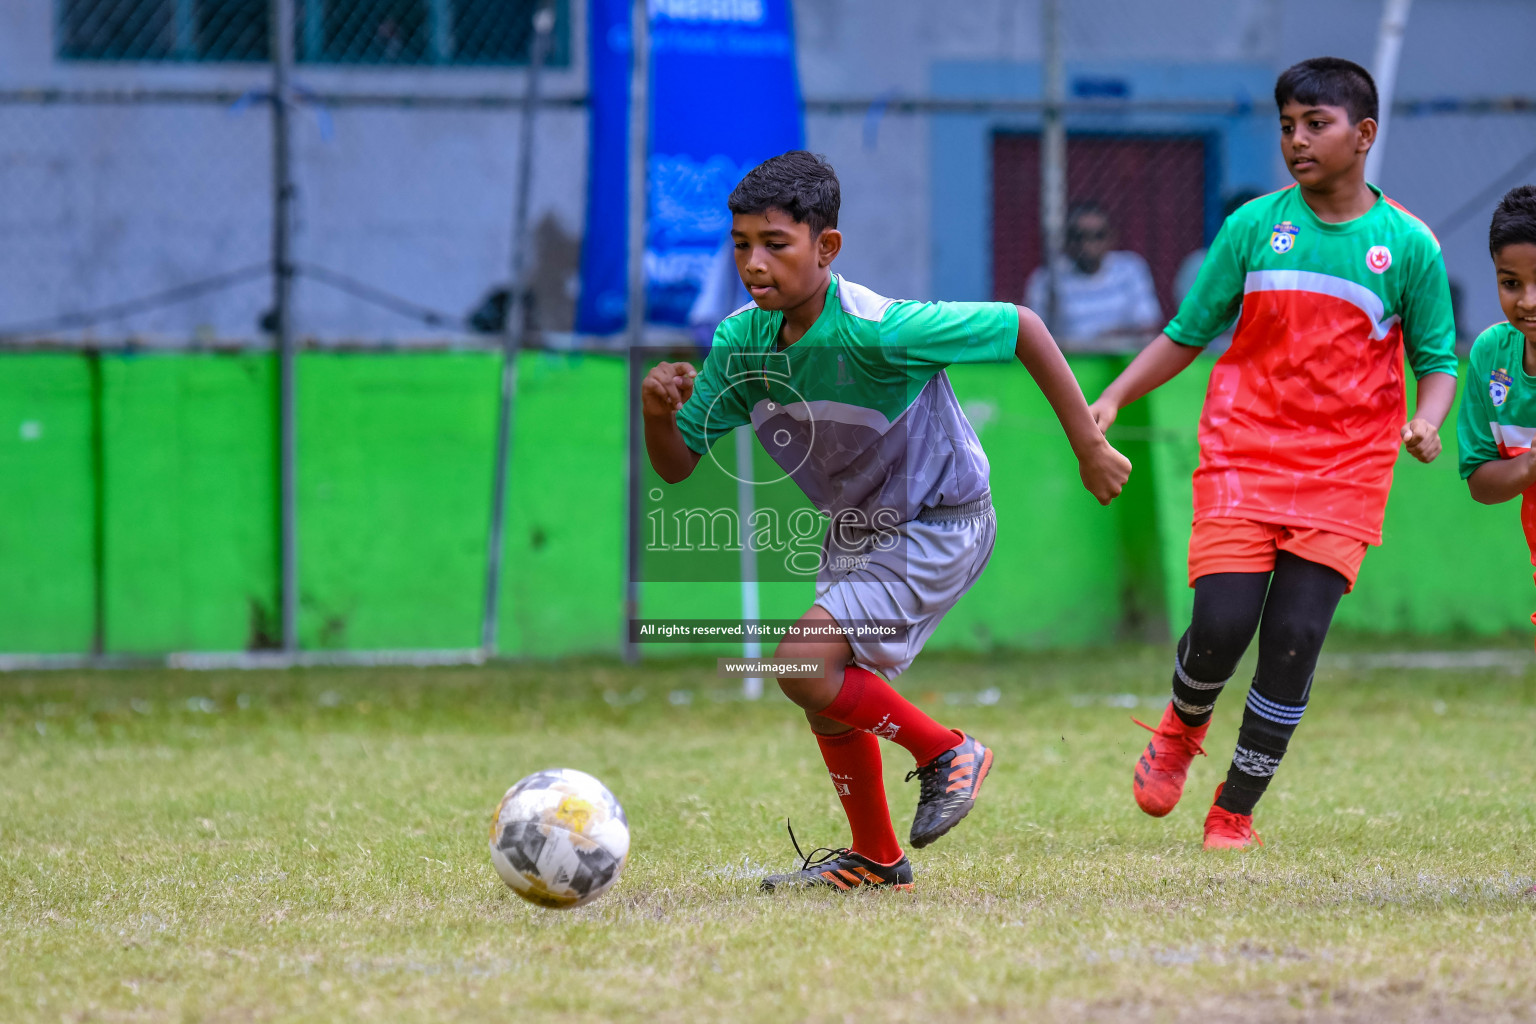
489, 768, 629, 910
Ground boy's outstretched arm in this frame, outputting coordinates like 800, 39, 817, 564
641, 361, 703, 484
1014, 305, 1132, 505
1086, 332, 1203, 432
1399, 372, 1457, 464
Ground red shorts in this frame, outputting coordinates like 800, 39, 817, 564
1188, 517, 1369, 592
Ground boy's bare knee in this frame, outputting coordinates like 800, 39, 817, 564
778, 675, 836, 711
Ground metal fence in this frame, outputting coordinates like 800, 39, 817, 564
2, 0, 575, 668
55, 0, 571, 65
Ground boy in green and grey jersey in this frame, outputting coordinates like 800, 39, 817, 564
1457, 185, 1536, 639
677, 274, 1017, 526
641, 151, 1131, 891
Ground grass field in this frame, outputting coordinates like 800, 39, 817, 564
3, 645, 1535, 1023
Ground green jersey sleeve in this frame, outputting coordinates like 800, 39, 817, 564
1164, 217, 1245, 347
674, 326, 754, 456
876, 300, 1019, 371
1398, 238, 1459, 380
1456, 329, 1502, 480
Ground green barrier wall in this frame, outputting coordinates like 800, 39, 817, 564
0, 355, 97, 653
0, 350, 1529, 657
498, 352, 627, 657
101, 354, 279, 653
299, 353, 498, 650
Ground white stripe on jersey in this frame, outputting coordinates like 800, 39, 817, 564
1492, 421, 1536, 449
1243, 269, 1401, 340
835, 275, 897, 323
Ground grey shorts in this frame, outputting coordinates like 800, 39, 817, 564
813, 497, 997, 679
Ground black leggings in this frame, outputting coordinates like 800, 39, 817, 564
1173, 551, 1349, 815
1181, 550, 1349, 704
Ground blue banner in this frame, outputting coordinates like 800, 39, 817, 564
576, 0, 805, 334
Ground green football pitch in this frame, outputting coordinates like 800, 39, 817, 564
3, 646, 1534, 1022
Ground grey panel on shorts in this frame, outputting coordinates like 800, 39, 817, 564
812, 508, 997, 679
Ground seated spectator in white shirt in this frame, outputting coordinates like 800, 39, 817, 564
1025, 203, 1162, 344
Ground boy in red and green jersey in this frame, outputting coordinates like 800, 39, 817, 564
1457, 185, 1536, 638
1168, 184, 1457, 539
1090, 57, 1459, 848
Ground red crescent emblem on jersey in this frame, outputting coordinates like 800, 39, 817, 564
1366, 245, 1392, 273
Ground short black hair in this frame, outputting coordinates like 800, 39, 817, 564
728, 151, 840, 236
1068, 201, 1109, 225
1275, 57, 1378, 125
1490, 184, 1536, 257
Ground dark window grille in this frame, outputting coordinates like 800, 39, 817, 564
57, 0, 569, 66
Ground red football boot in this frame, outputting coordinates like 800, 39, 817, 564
1131, 703, 1209, 817
1203, 784, 1263, 850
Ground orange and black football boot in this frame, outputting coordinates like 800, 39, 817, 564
906, 732, 993, 848
1132, 703, 1209, 817
759, 822, 912, 891
759, 848, 914, 891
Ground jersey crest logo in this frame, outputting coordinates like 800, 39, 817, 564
1366, 245, 1392, 273
1491, 368, 1513, 408
1269, 222, 1299, 254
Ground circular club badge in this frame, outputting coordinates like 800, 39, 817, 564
1366, 245, 1392, 274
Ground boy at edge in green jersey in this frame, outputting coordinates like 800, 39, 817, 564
641, 151, 1131, 891
1457, 185, 1536, 642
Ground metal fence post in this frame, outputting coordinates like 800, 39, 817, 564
1366, 0, 1414, 184
271, 0, 299, 653
736, 427, 762, 699
622, 0, 649, 664
481, 2, 556, 658
1040, 0, 1066, 333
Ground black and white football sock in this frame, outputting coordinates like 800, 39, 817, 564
1215, 551, 1347, 817
1219, 684, 1308, 815
1170, 632, 1231, 727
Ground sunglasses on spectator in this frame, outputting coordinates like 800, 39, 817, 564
1069, 228, 1109, 241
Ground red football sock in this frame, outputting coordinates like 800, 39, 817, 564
814, 728, 903, 866
818, 665, 963, 766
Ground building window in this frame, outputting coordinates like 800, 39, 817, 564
56, 0, 570, 66
59, 0, 269, 61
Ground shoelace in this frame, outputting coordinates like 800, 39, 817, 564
1131, 716, 1208, 759
903, 756, 948, 805
784, 819, 852, 874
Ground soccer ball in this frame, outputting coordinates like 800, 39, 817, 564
488, 768, 630, 909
